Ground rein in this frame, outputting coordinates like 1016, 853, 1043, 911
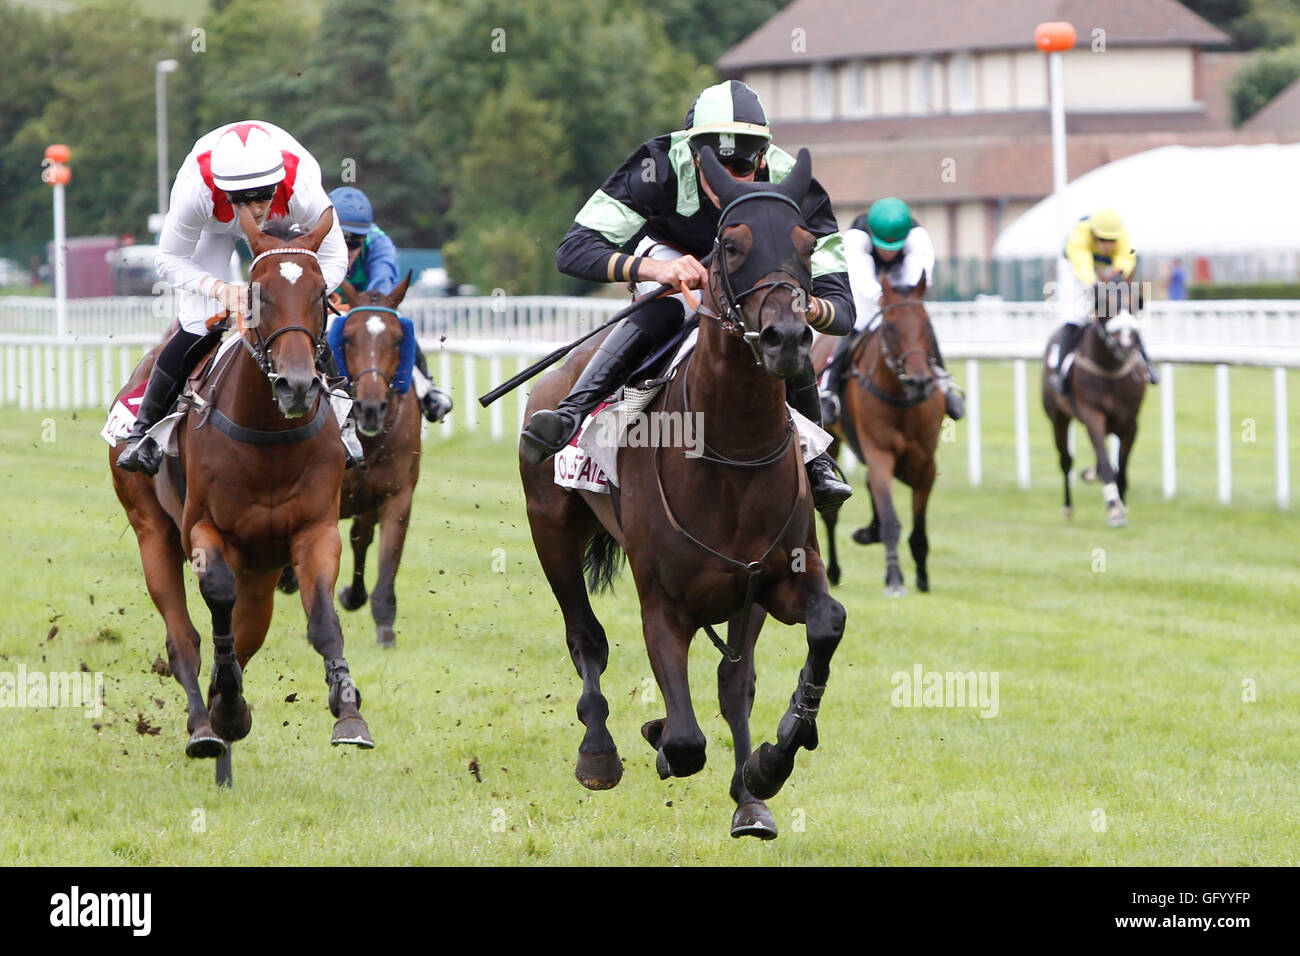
340, 304, 404, 439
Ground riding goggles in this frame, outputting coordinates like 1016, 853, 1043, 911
226, 184, 278, 205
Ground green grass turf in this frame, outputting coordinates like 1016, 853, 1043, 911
0, 360, 1296, 864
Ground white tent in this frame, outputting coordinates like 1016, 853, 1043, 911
992, 142, 1300, 259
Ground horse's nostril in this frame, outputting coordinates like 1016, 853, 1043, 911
759, 326, 782, 350
800, 327, 813, 350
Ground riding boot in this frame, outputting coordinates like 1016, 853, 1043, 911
520, 318, 660, 464
930, 338, 964, 420
1051, 323, 1085, 395
116, 328, 208, 475
788, 362, 853, 512
1136, 336, 1160, 385
819, 332, 858, 425
318, 348, 364, 468
412, 348, 453, 422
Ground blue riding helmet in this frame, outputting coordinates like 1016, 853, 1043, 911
329, 186, 374, 235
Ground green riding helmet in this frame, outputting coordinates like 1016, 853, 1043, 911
866, 197, 914, 252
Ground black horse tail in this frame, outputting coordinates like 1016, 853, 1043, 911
583, 530, 625, 594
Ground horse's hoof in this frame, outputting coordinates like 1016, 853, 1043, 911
730, 801, 778, 840
852, 526, 880, 545
655, 747, 672, 780
1081, 466, 1098, 482
1063, 506, 1075, 520
208, 695, 252, 742
376, 625, 396, 648
186, 726, 228, 760
338, 585, 367, 612
575, 750, 623, 790
743, 743, 792, 801
1107, 508, 1128, 528
640, 718, 666, 751
916, 576, 929, 593
827, 565, 841, 586
331, 715, 374, 748
884, 583, 907, 598
276, 566, 299, 595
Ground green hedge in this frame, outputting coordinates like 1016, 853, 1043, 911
1188, 283, 1300, 299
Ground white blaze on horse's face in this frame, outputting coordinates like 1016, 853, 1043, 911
1105, 310, 1140, 348
366, 315, 386, 337
279, 262, 303, 285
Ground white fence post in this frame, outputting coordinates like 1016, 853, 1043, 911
1161, 363, 1176, 499
1275, 366, 1289, 509
463, 355, 477, 434
966, 359, 981, 487
1216, 363, 1231, 505
1013, 358, 1030, 488
489, 355, 502, 441
516, 355, 528, 438
439, 351, 453, 438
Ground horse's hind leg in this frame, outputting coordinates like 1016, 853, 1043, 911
528, 506, 622, 790
189, 521, 251, 748
744, 550, 846, 801
1052, 413, 1074, 518
369, 489, 414, 648
293, 524, 373, 747
1079, 408, 1125, 526
718, 609, 775, 839
338, 512, 376, 613
1115, 419, 1137, 505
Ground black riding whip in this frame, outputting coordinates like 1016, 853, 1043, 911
477, 254, 712, 408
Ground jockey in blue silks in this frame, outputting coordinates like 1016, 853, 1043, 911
326, 186, 452, 422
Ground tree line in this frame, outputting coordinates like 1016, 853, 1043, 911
0, 0, 786, 294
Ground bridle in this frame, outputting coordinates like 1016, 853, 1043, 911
239, 247, 332, 388
852, 299, 936, 406
340, 304, 403, 436
707, 190, 811, 364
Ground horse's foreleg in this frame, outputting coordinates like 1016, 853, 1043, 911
718, 608, 774, 839
1116, 420, 1137, 505
743, 552, 845, 801
1080, 409, 1125, 526
852, 475, 882, 545
337, 512, 376, 612
866, 454, 905, 595
821, 440, 842, 584
189, 520, 246, 754
133, 515, 217, 759
641, 598, 707, 779
909, 461, 936, 593
369, 490, 413, 648
293, 524, 373, 748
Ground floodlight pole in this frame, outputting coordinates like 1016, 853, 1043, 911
1036, 22, 1076, 321
155, 59, 179, 233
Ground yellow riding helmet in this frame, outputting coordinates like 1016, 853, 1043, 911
1089, 208, 1124, 241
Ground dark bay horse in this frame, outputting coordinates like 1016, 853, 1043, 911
814, 275, 944, 595
519, 147, 846, 841
110, 207, 372, 786
333, 275, 423, 647
1042, 282, 1147, 527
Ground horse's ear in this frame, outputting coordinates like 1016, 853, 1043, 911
695, 145, 745, 212
297, 207, 335, 253
913, 270, 927, 298
338, 279, 361, 308
776, 148, 812, 206
388, 270, 413, 308
237, 205, 272, 256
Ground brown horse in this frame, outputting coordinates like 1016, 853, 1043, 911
519, 147, 846, 840
815, 275, 945, 595
332, 276, 422, 647
1042, 281, 1147, 527
110, 207, 372, 786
